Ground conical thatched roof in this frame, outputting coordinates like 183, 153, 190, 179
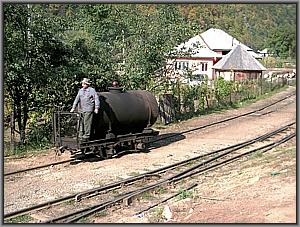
212, 45, 266, 71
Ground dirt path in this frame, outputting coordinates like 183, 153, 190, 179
4, 86, 296, 223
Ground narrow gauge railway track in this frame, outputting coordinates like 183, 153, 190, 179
4, 122, 295, 223
3, 154, 90, 177
147, 91, 295, 145
44, 124, 296, 223
252, 95, 295, 116
4, 91, 295, 178
4, 158, 76, 177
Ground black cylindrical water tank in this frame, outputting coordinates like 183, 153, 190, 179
92, 88, 159, 139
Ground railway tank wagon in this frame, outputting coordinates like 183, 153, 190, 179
93, 87, 159, 140
53, 87, 159, 159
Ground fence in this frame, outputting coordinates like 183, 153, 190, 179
158, 78, 290, 124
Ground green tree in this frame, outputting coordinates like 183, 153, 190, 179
111, 4, 197, 90
267, 25, 296, 59
65, 4, 119, 89
4, 4, 69, 143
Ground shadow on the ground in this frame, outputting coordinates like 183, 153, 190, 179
70, 132, 186, 162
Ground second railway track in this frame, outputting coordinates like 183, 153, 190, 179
4, 91, 296, 178
4, 121, 296, 223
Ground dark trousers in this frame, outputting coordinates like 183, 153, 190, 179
79, 112, 93, 140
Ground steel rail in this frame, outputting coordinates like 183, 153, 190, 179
66, 132, 296, 223
58, 133, 296, 223
258, 99, 296, 116
172, 132, 296, 182
148, 92, 295, 144
72, 121, 295, 201
4, 158, 76, 176
4, 121, 295, 220
43, 129, 295, 223
133, 183, 198, 216
170, 130, 296, 181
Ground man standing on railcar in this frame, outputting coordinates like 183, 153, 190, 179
70, 78, 100, 142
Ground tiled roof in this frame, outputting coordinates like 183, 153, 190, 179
212, 45, 266, 71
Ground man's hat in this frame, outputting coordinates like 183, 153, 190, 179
81, 78, 91, 85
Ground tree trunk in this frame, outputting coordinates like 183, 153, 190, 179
10, 111, 15, 151
22, 100, 29, 144
16, 104, 24, 144
14, 92, 29, 144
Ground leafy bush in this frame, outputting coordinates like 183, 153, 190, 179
26, 111, 53, 147
214, 77, 234, 106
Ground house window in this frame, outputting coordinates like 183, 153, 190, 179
201, 62, 208, 71
175, 61, 189, 70
192, 74, 205, 81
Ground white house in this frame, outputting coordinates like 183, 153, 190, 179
166, 28, 261, 85
257, 48, 271, 58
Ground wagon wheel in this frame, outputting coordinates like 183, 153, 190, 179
104, 146, 116, 159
